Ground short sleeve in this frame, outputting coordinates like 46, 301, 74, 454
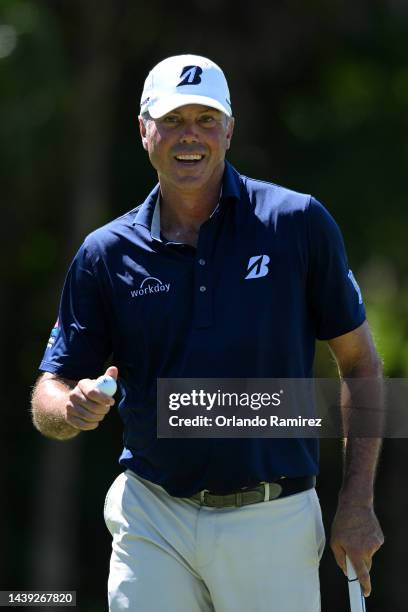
306, 197, 366, 340
39, 242, 112, 380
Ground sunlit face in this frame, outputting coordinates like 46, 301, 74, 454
139, 104, 234, 192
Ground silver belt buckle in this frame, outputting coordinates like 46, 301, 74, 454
261, 479, 284, 501
262, 482, 270, 501
200, 489, 209, 504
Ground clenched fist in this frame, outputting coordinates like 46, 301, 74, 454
65, 366, 118, 431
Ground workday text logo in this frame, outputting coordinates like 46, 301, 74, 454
130, 276, 171, 298
245, 255, 270, 280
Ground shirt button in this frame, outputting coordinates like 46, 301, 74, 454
198, 258, 206, 266
199, 285, 207, 292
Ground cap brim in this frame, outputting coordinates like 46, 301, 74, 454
148, 94, 232, 118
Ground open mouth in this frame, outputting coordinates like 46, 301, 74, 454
174, 154, 205, 164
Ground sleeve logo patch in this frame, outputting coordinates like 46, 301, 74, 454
348, 270, 363, 304
47, 318, 60, 349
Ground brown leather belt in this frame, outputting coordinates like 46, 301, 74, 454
191, 476, 316, 508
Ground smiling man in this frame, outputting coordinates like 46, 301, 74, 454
32, 55, 383, 611
139, 56, 234, 248
140, 102, 234, 246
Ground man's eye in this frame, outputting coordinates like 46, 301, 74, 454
200, 115, 216, 123
163, 116, 179, 123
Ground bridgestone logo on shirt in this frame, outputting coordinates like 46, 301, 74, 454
130, 277, 171, 298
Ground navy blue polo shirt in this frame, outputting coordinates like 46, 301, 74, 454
39, 161, 365, 496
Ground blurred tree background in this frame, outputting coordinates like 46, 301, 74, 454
1, 0, 407, 610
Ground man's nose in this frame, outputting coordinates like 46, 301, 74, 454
179, 123, 199, 143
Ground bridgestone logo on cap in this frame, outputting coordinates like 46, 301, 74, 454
177, 66, 203, 87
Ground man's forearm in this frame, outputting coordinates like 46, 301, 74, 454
328, 324, 385, 594
339, 437, 382, 505
338, 368, 384, 505
31, 375, 80, 441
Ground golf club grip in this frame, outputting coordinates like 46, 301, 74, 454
346, 556, 366, 612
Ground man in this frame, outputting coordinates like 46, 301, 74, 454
32, 54, 384, 611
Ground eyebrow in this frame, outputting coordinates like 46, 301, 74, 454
199, 107, 221, 114
167, 107, 221, 116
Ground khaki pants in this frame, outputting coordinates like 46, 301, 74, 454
104, 470, 325, 612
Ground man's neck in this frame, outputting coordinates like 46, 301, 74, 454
158, 173, 223, 247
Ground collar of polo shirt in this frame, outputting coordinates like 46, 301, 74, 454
150, 189, 224, 243
132, 162, 242, 232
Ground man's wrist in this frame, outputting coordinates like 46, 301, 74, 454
337, 487, 374, 509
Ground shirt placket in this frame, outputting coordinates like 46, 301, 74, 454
193, 215, 218, 329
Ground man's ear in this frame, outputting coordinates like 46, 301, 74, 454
139, 116, 148, 151
225, 116, 235, 151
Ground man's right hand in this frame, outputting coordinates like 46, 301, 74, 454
65, 366, 118, 431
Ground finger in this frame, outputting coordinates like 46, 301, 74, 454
67, 402, 110, 423
361, 571, 371, 598
76, 393, 114, 413
73, 385, 115, 408
104, 365, 118, 380
68, 399, 113, 420
67, 415, 100, 431
88, 389, 116, 404
330, 542, 347, 575
373, 533, 385, 551
67, 391, 112, 420
349, 557, 371, 597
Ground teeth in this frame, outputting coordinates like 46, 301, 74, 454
175, 154, 203, 161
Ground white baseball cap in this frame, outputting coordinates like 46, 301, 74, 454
140, 54, 232, 119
